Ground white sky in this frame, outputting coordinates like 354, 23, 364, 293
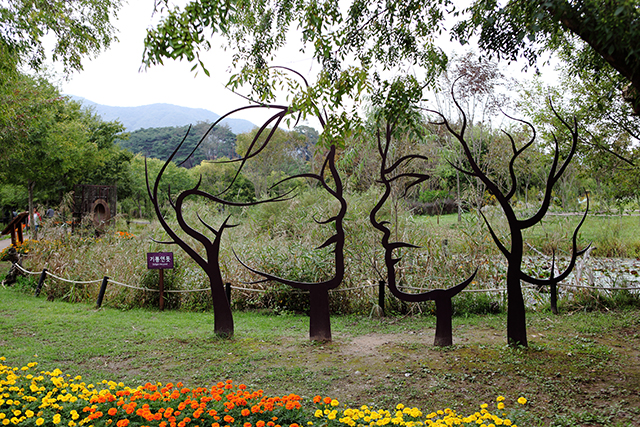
58, 0, 320, 124
58, 0, 557, 127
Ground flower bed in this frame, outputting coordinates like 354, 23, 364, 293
0, 358, 527, 427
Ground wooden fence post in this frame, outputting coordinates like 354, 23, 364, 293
96, 276, 109, 308
34, 268, 47, 297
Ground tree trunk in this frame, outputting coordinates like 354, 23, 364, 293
309, 288, 331, 341
434, 296, 454, 346
209, 271, 234, 338
506, 232, 527, 347
456, 169, 462, 223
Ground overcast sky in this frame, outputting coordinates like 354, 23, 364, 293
58, 0, 322, 125
58, 0, 556, 127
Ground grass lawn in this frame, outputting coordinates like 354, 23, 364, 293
1, 287, 639, 426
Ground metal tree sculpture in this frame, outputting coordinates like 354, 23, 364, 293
426, 96, 589, 347
147, 105, 293, 338
237, 144, 346, 342
369, 118, 477, 346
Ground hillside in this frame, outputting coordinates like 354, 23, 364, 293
69, 96, 256, 134
118, 122, 237, 168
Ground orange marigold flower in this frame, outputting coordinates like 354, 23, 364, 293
244, 423, 252, 427
239, 384, 247, 390
212, 424, 220, 427
241, 409, 250, 417
313, 396, 322, 404
323, 397, 332, 405
116, 419, 130, 427
257, 421, 265, 427
224, 415, 235, 423
108, 408, 118, 416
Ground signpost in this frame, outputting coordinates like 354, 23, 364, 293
147, 252, 174, 311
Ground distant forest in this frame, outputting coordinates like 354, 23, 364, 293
117, 122, 239, 168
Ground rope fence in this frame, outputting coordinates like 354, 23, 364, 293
7, 261, 640, 312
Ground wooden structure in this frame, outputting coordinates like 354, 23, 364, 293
1, 212, 28, 245
74, 185, 117, 229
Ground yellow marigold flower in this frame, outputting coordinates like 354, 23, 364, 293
330, 400, 339, 407
314, 410, 323, 418
517, 397, 527, 405
497, 403, 505, 410
480, 404, 488, 409
36, 419, 44, 426
396, 404, 404, 410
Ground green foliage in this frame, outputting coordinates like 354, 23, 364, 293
235, 127, 310, 197
456, 0, 640, 114
10, 275, 38, 293
137, 265, 183, 310
418, 189, 450, 204
0, 0, 123, 74
559, 287, 640, 312
123, 155, 196, 218
118, 122, 237, 168
190, 159, 255, 203
0, 184, 27, 218
452, 291, 503, 316
0, 73, 128, 218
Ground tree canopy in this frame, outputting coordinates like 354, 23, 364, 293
455, 0, 640, 114
143, 0, 640, 118
0, 0, 123, 75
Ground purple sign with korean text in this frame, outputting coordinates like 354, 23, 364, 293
147, 252, 174, 269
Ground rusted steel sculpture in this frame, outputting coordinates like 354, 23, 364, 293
237, 143, 346, 342
426, 95, 589, 347
369, 118, 476, 346
147, 105, 294, 338
228, 68, 347, 342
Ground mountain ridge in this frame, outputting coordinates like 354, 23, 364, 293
69, 96, 257, 134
